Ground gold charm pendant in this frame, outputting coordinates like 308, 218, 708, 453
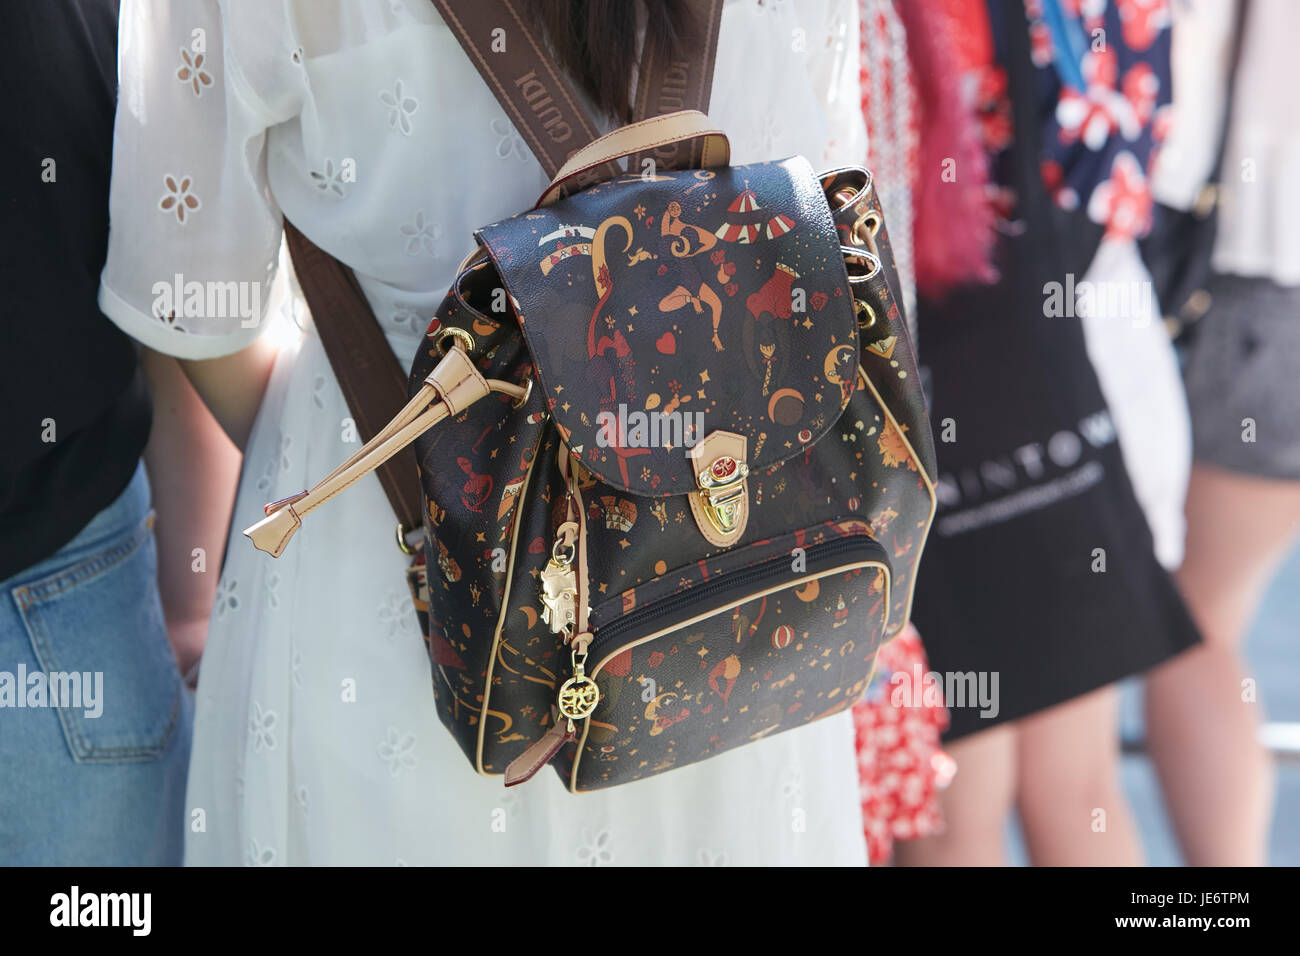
557, 673, 600, 721
556, 646, 600, 730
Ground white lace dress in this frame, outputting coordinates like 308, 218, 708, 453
101, 0, 870, 866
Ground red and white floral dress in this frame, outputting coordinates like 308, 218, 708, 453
853, 624, 955, 864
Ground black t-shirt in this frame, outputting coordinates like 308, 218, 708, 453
909, 0, 1199, 737
0, 0, 151, 581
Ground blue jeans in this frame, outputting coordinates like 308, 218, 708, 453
0, 463, 192, 864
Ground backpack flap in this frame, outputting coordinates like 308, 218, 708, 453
476, 155, 859, 548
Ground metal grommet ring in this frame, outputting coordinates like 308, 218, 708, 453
512, 376, 534, 410
396, 521, 416, 555
434, 326, 475, 355
848, 211, 881, 255
854, 298, 877, 329
854, 213, 881, 244
842, 247, 882, 282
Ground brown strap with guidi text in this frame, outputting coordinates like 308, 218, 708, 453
628, 0, 724, 171
430, 0, 616, 181
431, 0, 724, 179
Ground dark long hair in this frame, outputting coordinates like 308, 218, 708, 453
531, 0, 698, 122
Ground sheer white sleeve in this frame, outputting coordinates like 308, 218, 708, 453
99, 0, 286, 359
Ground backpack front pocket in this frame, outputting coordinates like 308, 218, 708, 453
564, 519, 890, 791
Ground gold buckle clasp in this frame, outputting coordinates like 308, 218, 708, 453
697, 455, 750, 535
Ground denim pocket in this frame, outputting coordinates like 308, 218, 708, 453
11, 512, 182, 762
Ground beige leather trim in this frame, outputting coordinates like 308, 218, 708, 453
427, 346, 490, 415
568, 558, 891, 793
245, 396, 453, 557
245, 347, 521, 559
855, 365, 937, 634
474, 449, 540, 775
538, 110, 730, 206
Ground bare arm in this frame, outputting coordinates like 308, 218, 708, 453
178, 333, 280, 452
140, 347, 246, 675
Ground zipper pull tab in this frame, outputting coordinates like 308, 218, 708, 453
504, 719, 575, 787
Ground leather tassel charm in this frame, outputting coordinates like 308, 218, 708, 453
504, 720, 575, 787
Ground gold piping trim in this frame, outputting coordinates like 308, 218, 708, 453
474, 449, 540, 775
568, 558, 892, 793
855, 364, 937, 633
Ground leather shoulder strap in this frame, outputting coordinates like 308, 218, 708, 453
628, 0, 724, 169
430, 0, 616, 179
283, 219, 424, 534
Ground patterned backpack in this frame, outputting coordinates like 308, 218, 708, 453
245, 0, 936, 791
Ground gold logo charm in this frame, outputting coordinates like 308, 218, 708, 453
557, 674, 600, 721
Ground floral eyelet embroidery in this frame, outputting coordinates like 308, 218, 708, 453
158, 174, 200, 223
249, 702, 278, 753
255, 432, 293, 495
311, 374, 328, 410
176, 49, 213, 96
391, 306, 424, 334
490, 117, 527, 162
379, 80, 418, 136
575, 829, 614, 866
399, 210, 441, 256
309, 158, 346, 197
247, 838, 276, 866
378, 589, 415, 639
214, 577, 240, 618
152, 302, 187, 333
378, 726, 417, 777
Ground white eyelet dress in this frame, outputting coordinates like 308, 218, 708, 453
100, 0, 871, 866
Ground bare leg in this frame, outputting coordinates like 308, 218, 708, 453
1015, 685, 1141, 865
1145, 462, 1300, 865
699, 285, 724, 351
895, 723, 1016, 866
658, 287, 694, 312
